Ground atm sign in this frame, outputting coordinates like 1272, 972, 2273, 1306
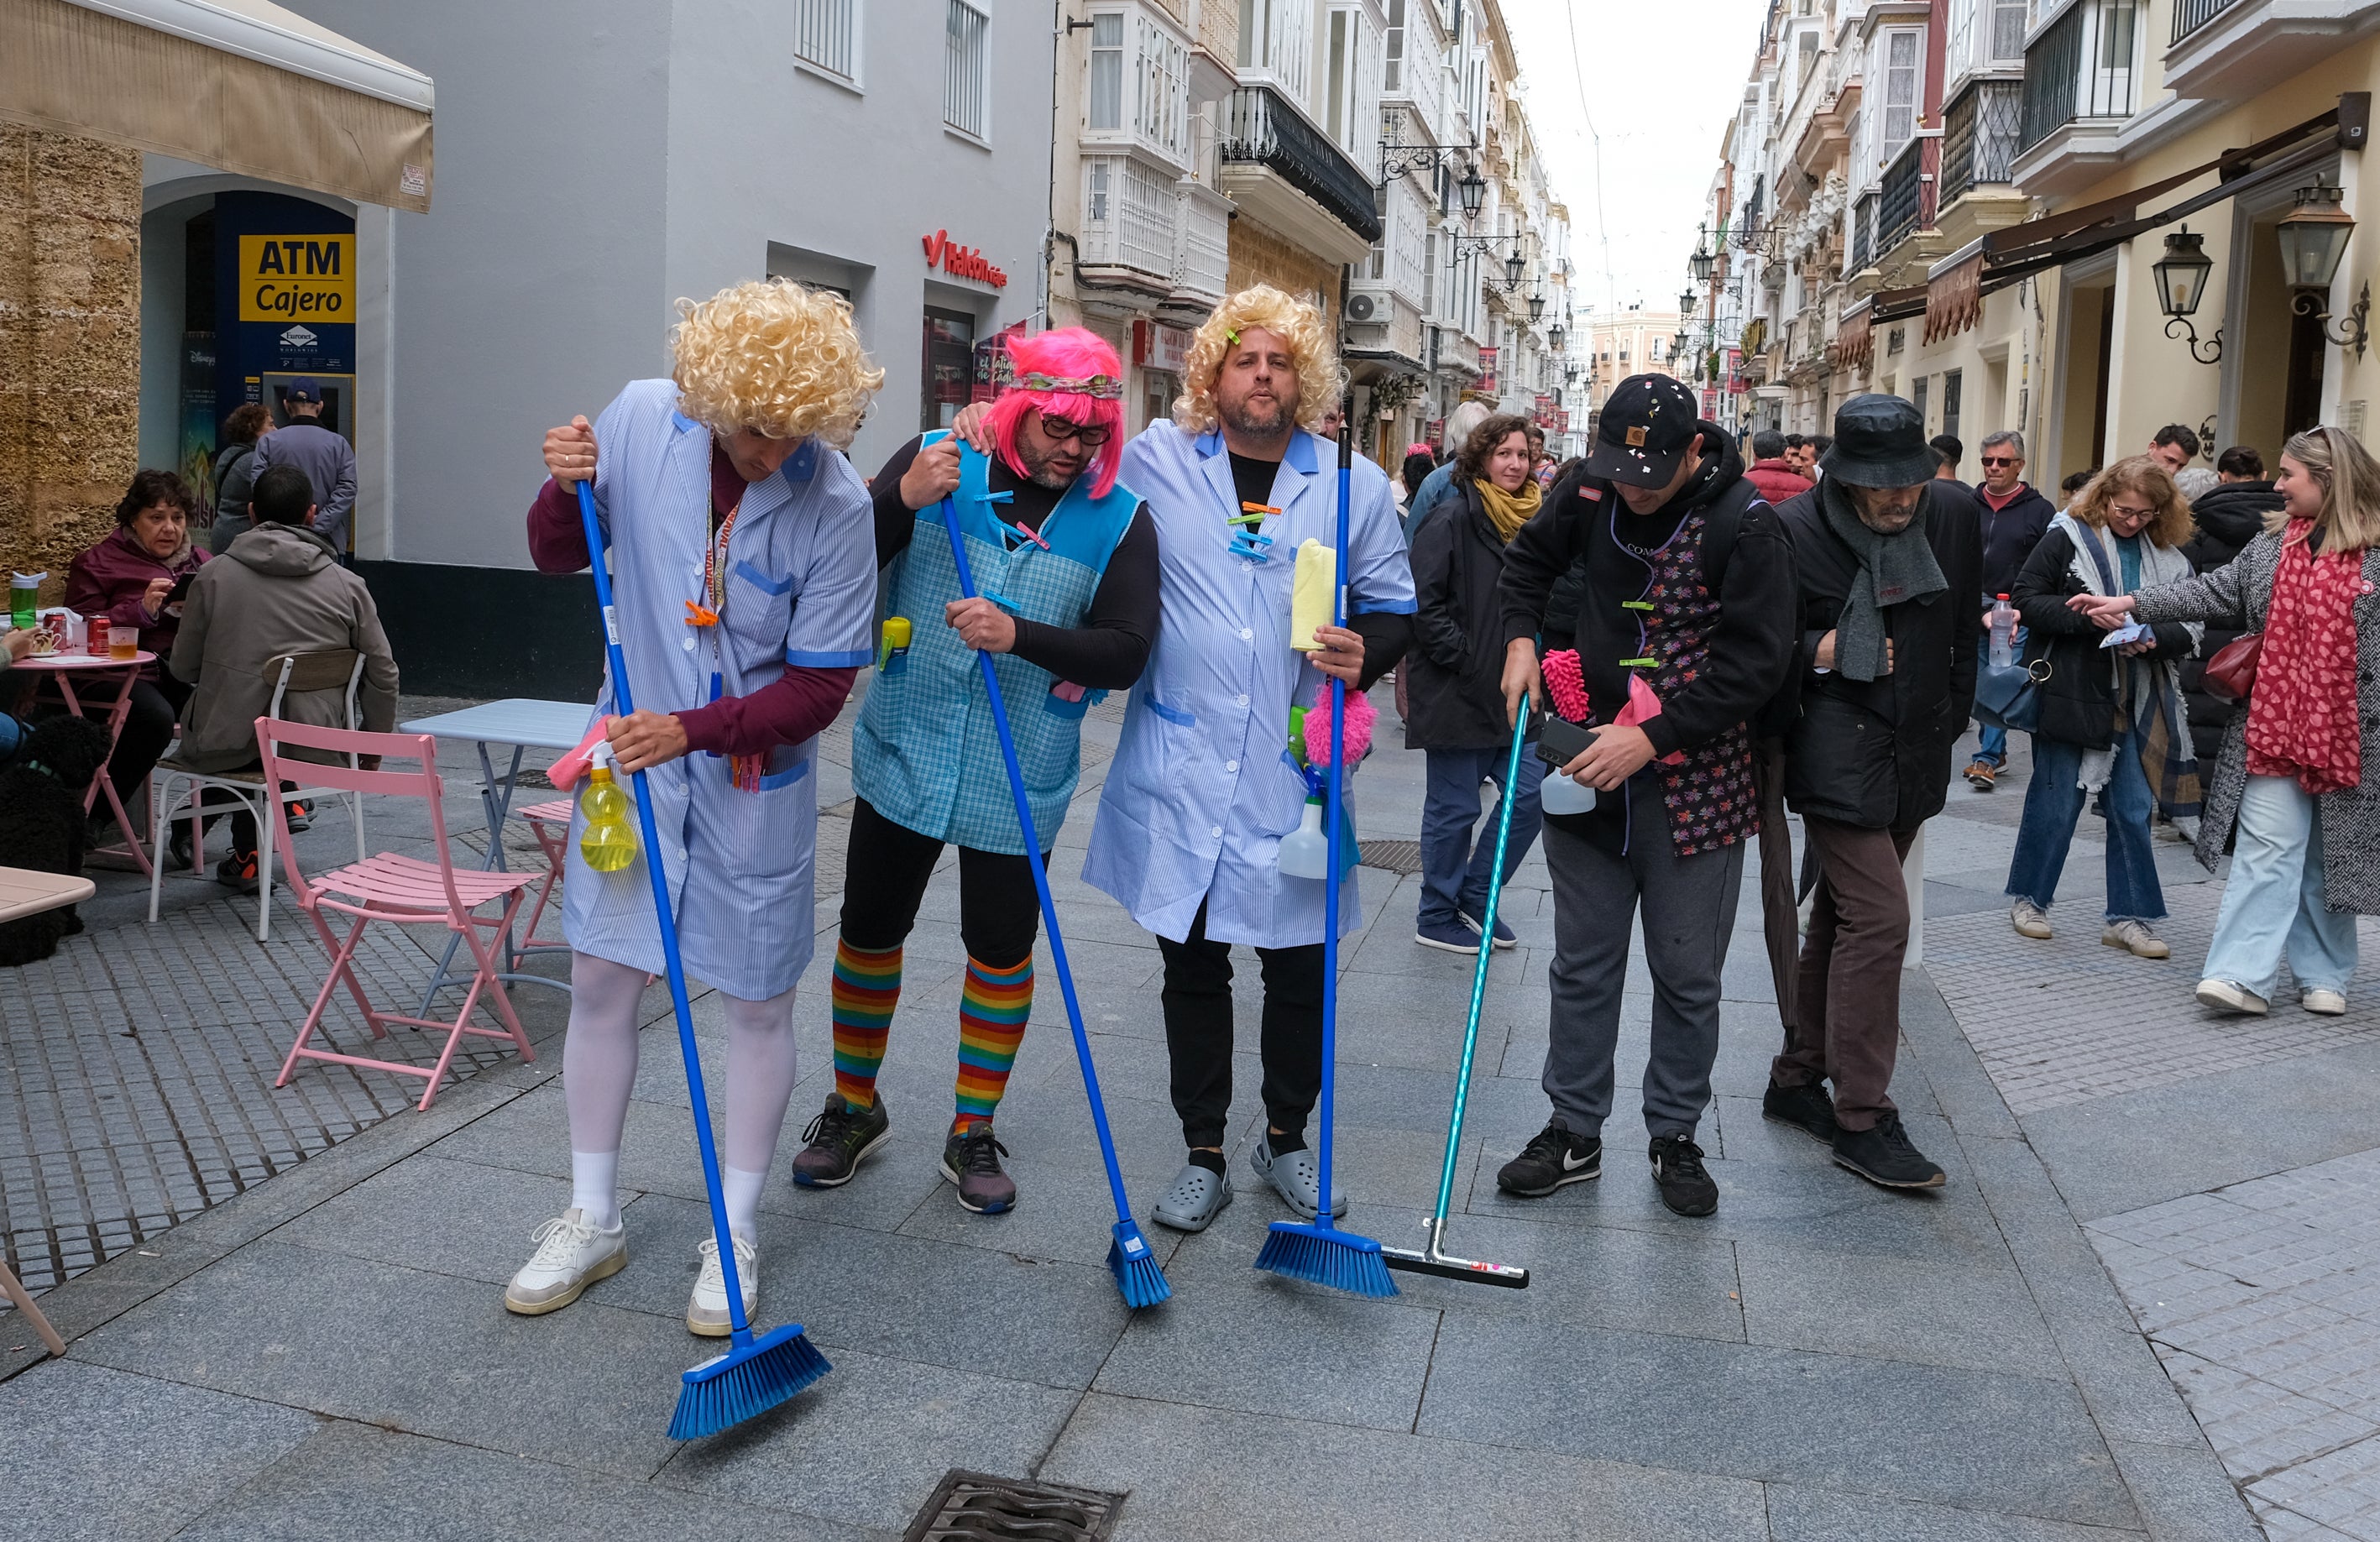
238, 235, 356, 321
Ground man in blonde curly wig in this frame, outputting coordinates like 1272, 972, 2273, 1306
509, 279, 882, 1335
1084, 285, 1415, 1231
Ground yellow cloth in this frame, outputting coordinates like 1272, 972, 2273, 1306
1475, 478, 1541, 544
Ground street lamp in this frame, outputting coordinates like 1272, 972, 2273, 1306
1680, 288, 1698, 318
2278, 183, 2371, 358
1458, 165, 1487, 220
1504, 248, 1526, 287
1672, 328, 1691, 360
2153, 227, 2220, 364
1691, 245, 1715, 284
1529, 290, 1546, 321
1549, 321, 1565, 349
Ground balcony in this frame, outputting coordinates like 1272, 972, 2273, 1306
1078, 155, 1232, 309
1875, 135, 1934, 260
1850, 190, 1878, 275
1170, 182, 1231, 310
1935, 76, 2031, 246
2012, 0, 2142, 194
2163, 0, 2380, 100
1216, 84, 1382, 265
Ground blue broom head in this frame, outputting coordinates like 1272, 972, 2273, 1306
667, 1323, 832, 1440
1253, 1220, 1399, 1299
1106, 1219, 1173, 1309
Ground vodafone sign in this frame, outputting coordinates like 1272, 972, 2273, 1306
922, 230, 1008, 289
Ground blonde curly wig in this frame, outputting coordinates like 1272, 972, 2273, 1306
671, 280, 884, 449
1172, 285, 1343, 434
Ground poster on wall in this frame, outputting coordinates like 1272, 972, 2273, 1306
179, 333, 217, 513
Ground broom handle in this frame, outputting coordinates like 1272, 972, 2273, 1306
1433, 700, 1530, 1227
575, 481, 752, 1343
1317, 416, 1352, 1232
935, 496, 1135, 1223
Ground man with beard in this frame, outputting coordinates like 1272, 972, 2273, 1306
1085, 285, 1414, 1231
790, 328, 1157, 1215
1491, 374, 1797, 1217
1767, 395, 1980, 1190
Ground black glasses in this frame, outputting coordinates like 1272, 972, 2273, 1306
1036, 416, 1111, 447
1980, 456, 2019, 467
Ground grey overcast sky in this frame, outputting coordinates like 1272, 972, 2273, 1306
1500, 0, 1771, 318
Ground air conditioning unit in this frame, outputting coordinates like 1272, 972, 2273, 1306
1345, 292, 1378, 322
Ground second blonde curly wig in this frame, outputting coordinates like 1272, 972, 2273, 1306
671, 280, 884, 449
1172, 285, 1343, 434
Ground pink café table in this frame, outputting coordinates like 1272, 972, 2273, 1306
12, 650, 159, 879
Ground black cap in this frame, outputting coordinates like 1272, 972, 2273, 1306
1820, 394, 1937, 488
1583, 374, 1702, 488
285, 377, 321, 403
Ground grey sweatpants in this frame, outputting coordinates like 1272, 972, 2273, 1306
1540, 788, 1745, 1142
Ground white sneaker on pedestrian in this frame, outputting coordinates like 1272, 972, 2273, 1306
2194, 979, 2270, 1016
688, 1233, 759, 1337
503, 1207, 627, 1315
2101, 920, 2171, 959
2304, 987, 2348, 1016
2011, 899, 2052, 940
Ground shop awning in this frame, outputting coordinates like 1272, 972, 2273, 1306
0, 0, 432, 212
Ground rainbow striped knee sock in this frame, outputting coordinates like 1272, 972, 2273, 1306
830, 939, 902, 1109
955, 954, 1033, 1129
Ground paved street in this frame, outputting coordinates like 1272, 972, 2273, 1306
8, 690, 2380, 1539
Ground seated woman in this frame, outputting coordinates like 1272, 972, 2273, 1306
65, 469, 208, 844
2002, 456, 2203, 959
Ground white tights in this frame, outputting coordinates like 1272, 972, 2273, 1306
562, 950, 800, 1239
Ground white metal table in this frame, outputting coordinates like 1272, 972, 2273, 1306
399, 698, 594, 1006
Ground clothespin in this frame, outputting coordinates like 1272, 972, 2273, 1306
1622, 599, 1655, 611
981, 589, 1023, 614
1232, 501, 1280, 526
1002, 520, 1051, 550
1227, 531, 1274, 563
684, 600, 719, 628
1619, 655, 1657, 669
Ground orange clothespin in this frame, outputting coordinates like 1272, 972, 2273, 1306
684, 600, 719, 628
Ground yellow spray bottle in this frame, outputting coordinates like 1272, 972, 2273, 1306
578, 744, 639, 874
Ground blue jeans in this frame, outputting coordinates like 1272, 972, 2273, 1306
1974, 625, 2027, 766
1420, 746, 1544, 928
2202, 775, 2360, 998
2004, 719, 2166, 923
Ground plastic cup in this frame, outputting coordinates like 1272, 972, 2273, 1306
110, 626, 138, 661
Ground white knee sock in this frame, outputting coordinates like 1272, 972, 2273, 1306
722, 1166, 767, 1243
721, 984, 802, 1179
561, 951, 647, 1227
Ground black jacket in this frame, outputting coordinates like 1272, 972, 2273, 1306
1777, 482, 1983, 831
2011, 524, 2197, 750
1406, 479, 1527, 750
2178, 480, 2282, 759
1976, 483, 2057, 601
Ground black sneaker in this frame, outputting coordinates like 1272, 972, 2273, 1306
790, 1093, 892, 1188
1761, 1079, 1839, 1145
1495, 1123, 1601, 1196
216, 850, 260, 896
1649, 1134, 1718, 1216
168, 822, 196, 872
1832, 1111, 1946, 1190
286, 798, 315, 833
941, 1120, 1017, 1214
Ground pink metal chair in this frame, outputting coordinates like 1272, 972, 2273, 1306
508, 795, 576, 955
259, 720, 538, 1111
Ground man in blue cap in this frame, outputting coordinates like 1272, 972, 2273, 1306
252, 379, 358, 557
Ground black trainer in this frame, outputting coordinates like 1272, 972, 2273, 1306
942, 1120, 1017, 1214
790, 1093, 892, 1187
1495, 1124, 1601, 1196
1649, 1134, 1718, 1216
216, 849, 260, 896
1762, 1079, 1839, 1145
1832, 1111, 1946, 1189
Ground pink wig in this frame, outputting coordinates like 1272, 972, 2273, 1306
985, 327, 1127, 498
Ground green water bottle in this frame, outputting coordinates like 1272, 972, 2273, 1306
10, 572, 44, 630
578, 750, 638, 874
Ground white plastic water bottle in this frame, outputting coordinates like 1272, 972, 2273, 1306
1989, 594, 2018, 670
1539, 769, 1598, 815
1279, 797, 1329, 879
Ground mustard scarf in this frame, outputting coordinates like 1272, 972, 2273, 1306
1474, 477, 1540, 544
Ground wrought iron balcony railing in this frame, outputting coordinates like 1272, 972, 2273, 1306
2020, 0, 2142, 154
1219, 85, 1384, 243
1875, 135, 1932, 256
1940, 78, 2023, 204
2171, 0, 2241, 43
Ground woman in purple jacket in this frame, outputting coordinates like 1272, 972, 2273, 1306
65, 469, 208, 818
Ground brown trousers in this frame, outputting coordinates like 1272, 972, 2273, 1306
1751, 740, 1800, 1037
1772, 815, 1915, 1132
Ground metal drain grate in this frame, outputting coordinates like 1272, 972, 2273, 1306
1357, 839, 1424, 876
902, 1471, 1123, 1542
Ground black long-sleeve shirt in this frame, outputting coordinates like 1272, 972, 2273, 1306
870, 435, 1158, 691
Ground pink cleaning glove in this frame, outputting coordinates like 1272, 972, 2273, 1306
1540, 650, 1590, 723
544, 719, 613, 792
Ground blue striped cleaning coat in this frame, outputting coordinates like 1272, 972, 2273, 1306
562, 379, 876, 1001
853, 433, 1142, 854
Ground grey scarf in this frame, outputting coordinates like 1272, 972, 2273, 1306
1821, 478, 1948, 682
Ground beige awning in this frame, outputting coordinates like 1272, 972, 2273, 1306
0, 0, 432, 212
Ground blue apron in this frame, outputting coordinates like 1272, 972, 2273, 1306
562, 379, 876, 1000
1083, 425, 1415, 948
853, 435, 1140, 852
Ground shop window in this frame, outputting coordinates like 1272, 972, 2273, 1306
923, 307, 977, 431
1942, 368, 1962, 442
944, 0, 991, 140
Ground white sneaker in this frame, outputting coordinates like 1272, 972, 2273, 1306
2101, 919, 2171, 959
688, 1233, 759, 1337
2011, 899, 2052, 939
2304, 988, 2348, 1016
504, 1208, 627, 1315
2194, 979, 2270, 1016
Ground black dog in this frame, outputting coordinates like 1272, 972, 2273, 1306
0, 715, 113, 965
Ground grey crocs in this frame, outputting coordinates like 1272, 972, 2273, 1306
1150, 1161, 1233, 1232
1248, 1136, 1348, 1221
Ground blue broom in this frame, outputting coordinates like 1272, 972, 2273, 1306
1253, 410, 1397, 1299
935, 494, 1171, 1309
573, 482, 830, 1440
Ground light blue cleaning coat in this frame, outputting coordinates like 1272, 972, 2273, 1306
853, 433, 1141, 853
562, 379, 876, 1001
1083, 424, 1415, 949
